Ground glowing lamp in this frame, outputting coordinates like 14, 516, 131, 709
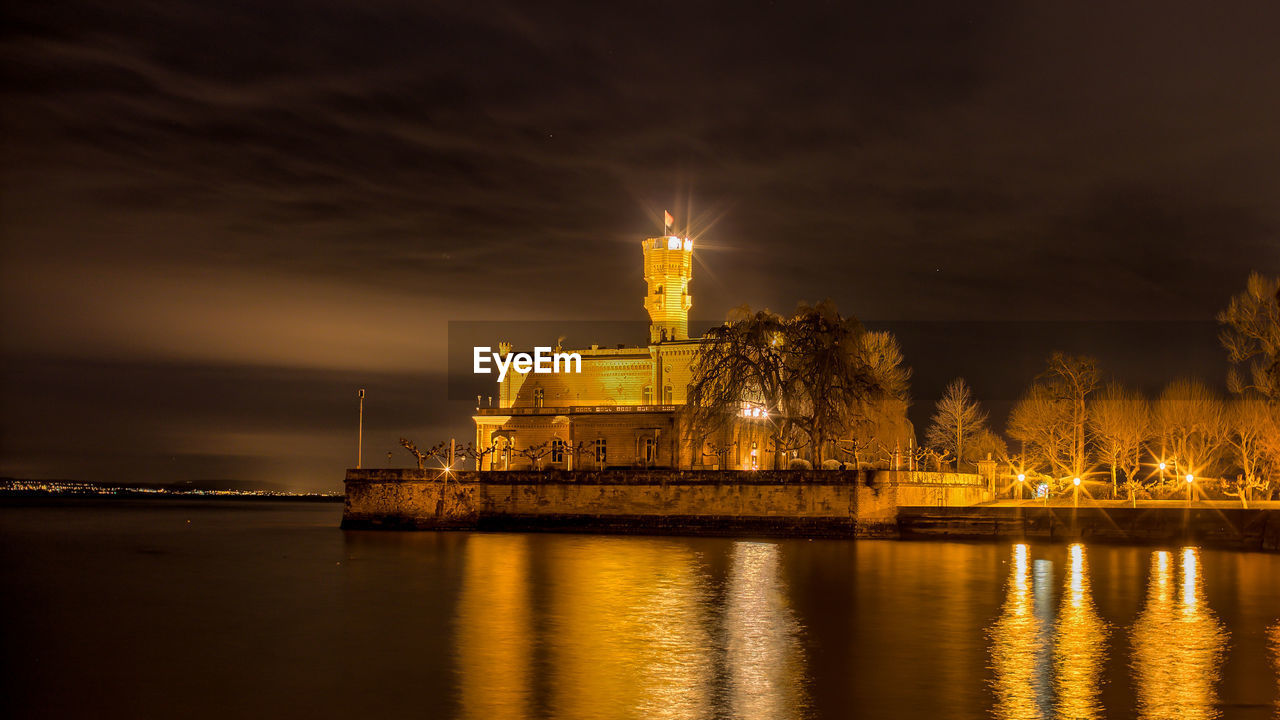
667, 236, 681, 250
1073, 477, 1081, 486
1158, 462, 1166, 470
1185, 474, 1194, 483
1017, 473, 1026, 482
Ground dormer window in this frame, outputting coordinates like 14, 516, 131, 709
533, 387, 544, 408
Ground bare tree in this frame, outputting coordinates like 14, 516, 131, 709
1154, 379, 1227, 481
1224, 398, 1278, 507
460, 442, 496, 471
969, 429, 1009, 465
1008, 384, 1075, 478
1218, 272, 1280, 401
516, 441, 552, 470
399, 437, 427, 470
1040, 353, 1100, 476
926, 379, 989, 471
1088, 384, 1152, 499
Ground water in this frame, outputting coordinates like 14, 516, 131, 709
2, 499, 1277, 719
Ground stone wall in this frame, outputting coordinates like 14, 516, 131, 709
342, 468, 987, 535
343, 469, 480, 529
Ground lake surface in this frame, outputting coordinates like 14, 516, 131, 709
2, 499, 1277, 719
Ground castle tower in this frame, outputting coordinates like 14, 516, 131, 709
642, 233, 693, 343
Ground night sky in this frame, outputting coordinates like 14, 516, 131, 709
2, 1, 1278, 490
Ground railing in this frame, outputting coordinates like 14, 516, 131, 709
475, 404, 679, 416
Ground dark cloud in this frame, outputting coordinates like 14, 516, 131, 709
1, 0, 1278, 488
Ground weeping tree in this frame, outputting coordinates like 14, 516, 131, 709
785, 301, 885, 465
687, 300, 897, 467
686, 306, 795, 469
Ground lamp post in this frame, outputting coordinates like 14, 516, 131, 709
356, 388, 365, 469
1073, 476, 1082, 508
1017, 473, 1026, 502
1185, 473, 1194, 504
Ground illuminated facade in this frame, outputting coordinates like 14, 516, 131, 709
473, 232, 772, 470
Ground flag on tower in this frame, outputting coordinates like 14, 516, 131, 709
664, 210, 674, 231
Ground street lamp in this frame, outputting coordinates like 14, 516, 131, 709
1072, 476, 1081, 508
1016, 473, 1026, 501
1185, 473, 1195, 503
356, 388, 365, 469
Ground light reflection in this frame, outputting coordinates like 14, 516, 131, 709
1271, 621, 1280, 701
455, 534, 533, 720
724, 541, 809, 720
989, 544, 1053, 719
1052, 543, 1108, 720
546, 537, 715, 720
1131, 547, 1228, 720
990, 543, 1107, 719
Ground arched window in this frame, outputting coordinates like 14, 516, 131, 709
533, 387, 544, 408
642, 385, 653, 405
663, 385, 673, 405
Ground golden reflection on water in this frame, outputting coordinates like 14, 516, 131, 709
990, 544, 1053, 719
1131, 548, 1229, 720
989, 543, 1107, 720
545, 537, 715, 720
455, 534, 533, 720
1052, 544, 1108, 720
453, 536, 811, 720
724, 541, 809, 720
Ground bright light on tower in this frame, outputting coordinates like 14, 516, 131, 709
683, 238, 693, 251
667, 236, 681, 249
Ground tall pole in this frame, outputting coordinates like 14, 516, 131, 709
357, 388, 365, 469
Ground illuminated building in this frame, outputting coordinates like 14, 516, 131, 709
473, 230, 772, 470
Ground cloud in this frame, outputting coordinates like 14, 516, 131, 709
2, 0, 1278, 486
